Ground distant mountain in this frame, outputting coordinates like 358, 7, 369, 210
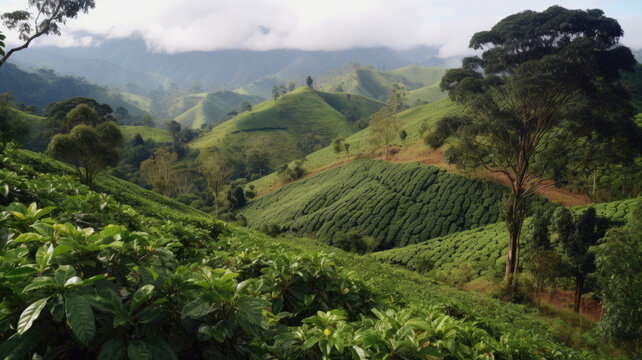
190, 87, 383, 165
316, 63, 447, 101
0, 63, 146, 115
10, 38, 459, 91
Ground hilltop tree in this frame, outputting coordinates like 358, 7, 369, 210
286, 81, 296, 92
0, 0, 95, 67
45, 98, 113, 137
369, 83, 406, 159
65, 104, 100, 132
399, 129, 407, 145
438, 6, 638, 283
240, 101, 253, 112
48, 122, 122, 185
271, 85, 284, 102
306, 76, 313, 89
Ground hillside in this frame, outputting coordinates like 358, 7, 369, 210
0, 63, 146, 116
249, 97, 458, 193
317, 63, 446, 101
172, 90, 263, 128
190, 87, 383, 165
241, 159, 507, 249
0, 146, 613, 359
370, 197, 639, 276
120, 125, 172, 143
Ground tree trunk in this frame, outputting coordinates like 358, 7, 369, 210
574, 275, 584, 313
505, 190, 525, 284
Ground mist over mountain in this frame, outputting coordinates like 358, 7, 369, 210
9, 38, 461, 91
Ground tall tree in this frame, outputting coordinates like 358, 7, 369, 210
556, 207, 609, 313
368, 83, 406, 160
201, 153, 231, 214
0, 0, 95, 67
306, 76, 313, 89
438, 6, 638, 283
48, 122, 122, 185
140, 147, 178, 196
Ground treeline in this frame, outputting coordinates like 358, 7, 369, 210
242, 159, 507, 249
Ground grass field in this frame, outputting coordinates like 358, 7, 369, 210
249, 97, 459, 193
190, 87, 383, 164
120, 125, 172, 143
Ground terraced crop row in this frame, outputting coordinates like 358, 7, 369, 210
242, 159, 507, 249
369, 198, 639, 276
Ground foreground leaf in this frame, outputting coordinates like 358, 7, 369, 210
65, 295, 96, 346
17, 297, 49, 335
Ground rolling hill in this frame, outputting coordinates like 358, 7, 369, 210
0, 63, 147, 116
190, 87, 383, 165
172, 90, 263, 128
241, 159, 507, 249
316, 63, 447, 101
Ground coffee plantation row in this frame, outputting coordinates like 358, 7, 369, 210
369, 198, 638, 277
242, 159, 507, 249
0, 146, 611, 359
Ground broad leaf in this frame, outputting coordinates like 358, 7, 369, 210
142, 337, 177, 360
97, 338, 125, 360
65, 295, 96, 346
17, 297, 49, 335
130, 284, 155, 313
127, 340, 152, 360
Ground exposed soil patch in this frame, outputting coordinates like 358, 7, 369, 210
538, 288, 602, 321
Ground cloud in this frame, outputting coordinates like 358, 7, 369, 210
1, 0, 640, 57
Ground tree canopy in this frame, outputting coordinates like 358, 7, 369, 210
437, 6, 639, 282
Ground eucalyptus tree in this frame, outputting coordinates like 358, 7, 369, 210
437, 6, 638, 282
0, 0, 95, 67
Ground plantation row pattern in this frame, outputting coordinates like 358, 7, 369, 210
242, 159, 506, 249
369, 198, 638, 276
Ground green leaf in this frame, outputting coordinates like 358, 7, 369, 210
142, 337, 177, 360
10, 233, 42, 245
23, 276, 56, 292
97, 338, 125, 360
130, 284, 155, 313
0, 324, 47, 360
35, 244, 54, 268
17, 297, 49, 335
4, 266, 37, 279
127, 340, 152, 360
181, 297, 213, 320
65, 295, 96, 346
31, 222, 54, 237
55, 265, 77, 287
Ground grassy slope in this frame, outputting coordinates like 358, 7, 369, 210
407, 82, 447, 105
190, 87, 383, 164
250, 97, 458, 193
370, 197, 640, 275
120, 92, 153, 113
5, 147, 609, 358
120, 125, 172, 143
317, 64, 446, 101
241, 158, 507, 249
174, 91, 263, 128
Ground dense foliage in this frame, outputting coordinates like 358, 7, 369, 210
0, 146, 613, 359
242, 159, 506, 249
371, 199, 638, 279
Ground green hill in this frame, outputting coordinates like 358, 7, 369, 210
0, 147, 611, 359
370, 197, 639, 276
317, 64, 446, 101
249, 96, 459, 193
241, 159, 507, 249
172, 90, 263, 128
120, 125, 172, 143
407, 82, 447, 106
0, 63, 146, 116
190, 87, 383, 165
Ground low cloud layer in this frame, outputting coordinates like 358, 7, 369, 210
1, 0, 641, 57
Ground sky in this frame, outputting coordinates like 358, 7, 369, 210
0, 0, 641, 57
